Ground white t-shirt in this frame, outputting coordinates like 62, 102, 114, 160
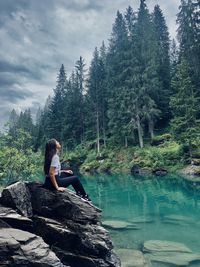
50, 154, 61, 175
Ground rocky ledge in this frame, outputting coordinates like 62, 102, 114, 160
178, 165, 200, 178
0, 181, 120, 267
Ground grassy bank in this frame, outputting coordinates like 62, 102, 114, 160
64, 135, 195, 174
1, 132, 200, 187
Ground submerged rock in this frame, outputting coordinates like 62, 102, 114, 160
116, 249, 150, 267
162, 215, 195, 225
128, 217, 154, 224
102, 220, 140, 230
147, 251, 200, 266
0, 181, 120, 267
152, 168, 168, 176
143, 240, 192, 253
143, 240, 200, 266
130, 166, 152, 176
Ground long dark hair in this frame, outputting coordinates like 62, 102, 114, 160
44, 139, 57, 175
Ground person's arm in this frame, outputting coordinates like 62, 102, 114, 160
60, 169, 73, 174
49, 167, 65, 192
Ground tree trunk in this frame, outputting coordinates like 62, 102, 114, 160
103, 127, 106, 148
148, 119, 154, 140
96, 109, 100, 154
125, 136, 128, 148
189, 141, 193, 163
80, 96, 85, 143
102, 109, 106, 148
102, 103, 106, 148
136, 114, 143, 148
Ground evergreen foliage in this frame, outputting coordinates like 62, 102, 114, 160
47, 64, 67, 141
106, 10, 131, 145
177, 0, 200, 90
4, 0, 200, 165
170, 58, 200, 154
87, 47, 107, 152
153, 5, 171, 122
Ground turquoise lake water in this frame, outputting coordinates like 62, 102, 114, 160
81, 174, 200, 266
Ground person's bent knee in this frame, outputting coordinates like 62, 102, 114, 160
72, 176, 79, 182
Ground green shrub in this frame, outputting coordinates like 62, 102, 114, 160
0, 129, 43, 185
0, 146, 42, 185
151, 133, 172, 146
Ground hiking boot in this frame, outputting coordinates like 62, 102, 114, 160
82, 194, 92, 202
76, 192, 82, 197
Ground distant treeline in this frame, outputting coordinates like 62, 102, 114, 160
8, 0, 200, 153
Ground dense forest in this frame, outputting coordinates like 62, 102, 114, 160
0, 0, 199, 181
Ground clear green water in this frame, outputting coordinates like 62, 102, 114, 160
81, 174, 200, 264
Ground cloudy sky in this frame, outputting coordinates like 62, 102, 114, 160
0, 0, 180, 128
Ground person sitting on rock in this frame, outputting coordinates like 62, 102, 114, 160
43, 138, 91, 201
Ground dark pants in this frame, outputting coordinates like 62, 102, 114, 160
43, 174, 86, 196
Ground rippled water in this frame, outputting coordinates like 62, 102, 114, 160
81, 174, 200, 266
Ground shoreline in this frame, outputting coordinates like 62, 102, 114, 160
80, 164, 200, 178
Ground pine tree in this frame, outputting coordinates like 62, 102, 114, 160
47, 64, 67, 141
125, 6, 136, 40
99, 41, 107, 65
62, 72, 78, 148
15, 0, 200, 155
17, 109, 34, 135
87, 47, 107, 153
106, 10, 131, 145
99, 41, 108, 147
62, 66, 87, 148
177, 0, 200, 90
8, 109, 19, 138
34, 106, 45, 151
170, 39, 179, 78
153, 5, 171, 122
35, 96, 52, 150
87, 48, 100, 153
75, 56, 87, 142
170, 58, 199, 155
127, 0, 161, 146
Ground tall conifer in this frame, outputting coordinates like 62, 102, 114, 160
170, 58, 199, 155
47, 64, 67, 141
153, 5, 171, 122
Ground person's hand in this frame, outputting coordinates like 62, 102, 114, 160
64, 170, 73, 175
57, 187, 66, 192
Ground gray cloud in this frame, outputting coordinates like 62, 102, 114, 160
0, 0, 28, 15
0, 0, 180, 129
59, 0, 104, 12
0, 60, 31, 73
0, 87, 33, 102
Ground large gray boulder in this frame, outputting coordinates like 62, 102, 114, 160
26, 182, 101, 224
0, 228, 68, 267
32, 216, 118, 265
0, 181, 32, 217
0, 181, 120, 267
0, 204, 33, 232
